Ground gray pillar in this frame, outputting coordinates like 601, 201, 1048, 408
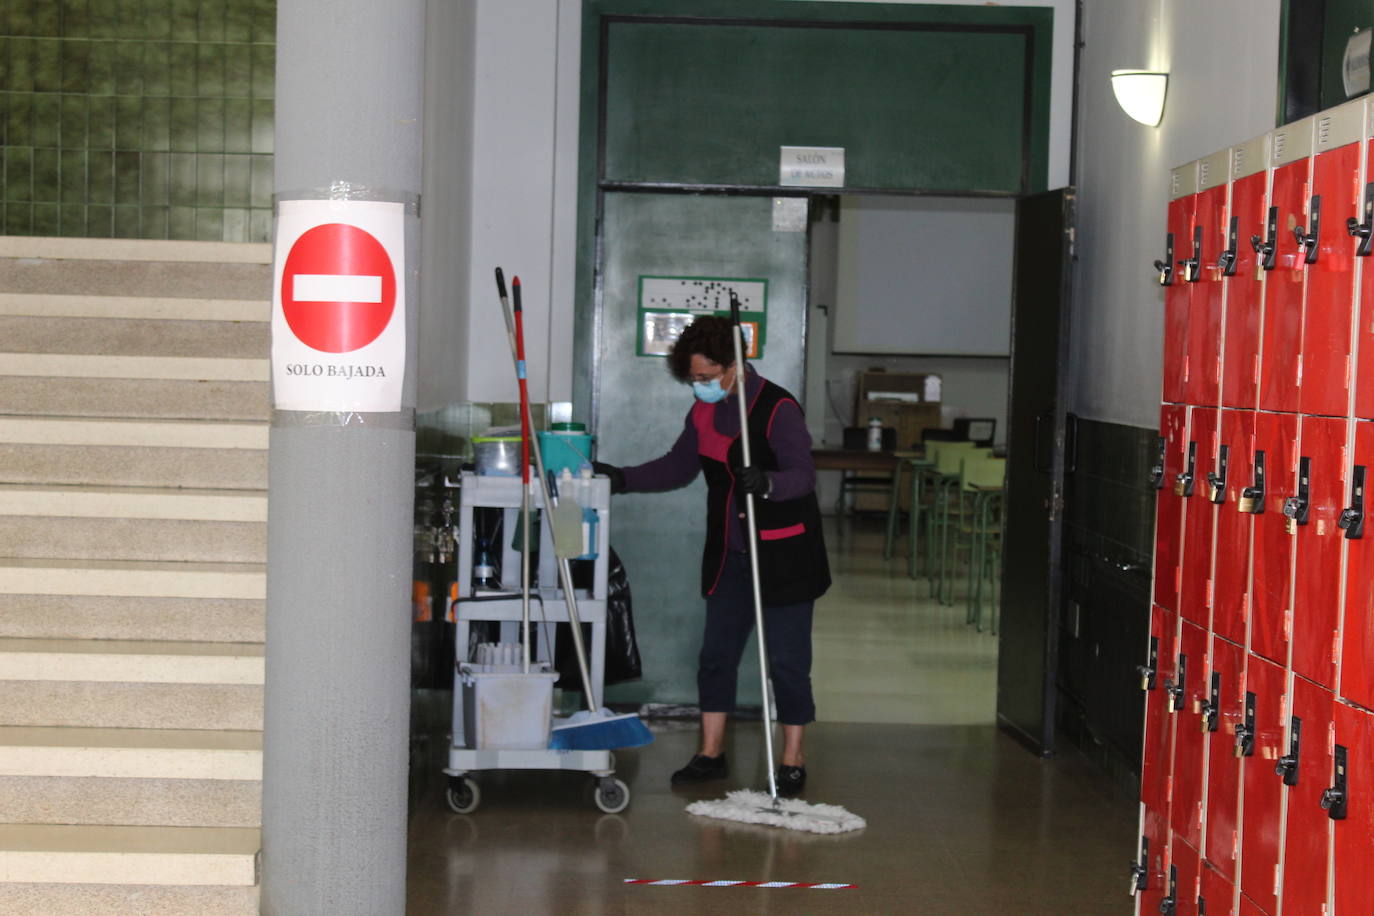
262, 0, 424, 912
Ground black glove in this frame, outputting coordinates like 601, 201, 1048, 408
592, 461, 627, 494
733, 465, 770, 497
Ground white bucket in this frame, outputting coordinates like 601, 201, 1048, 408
458, 663, 558, 749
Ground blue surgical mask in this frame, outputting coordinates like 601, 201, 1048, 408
692, 378, 728, 403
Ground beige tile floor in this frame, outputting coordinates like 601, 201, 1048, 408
407, 516, 1136, 914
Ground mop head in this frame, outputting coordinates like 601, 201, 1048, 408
549, 708, 654, 750
686, 790, 866, 835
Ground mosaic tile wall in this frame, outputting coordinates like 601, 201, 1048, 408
0, 0, 275, 241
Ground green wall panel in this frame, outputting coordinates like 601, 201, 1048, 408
1321, 0, 1374, 110
603, 20, 1034, 193
0, 0, 275, 241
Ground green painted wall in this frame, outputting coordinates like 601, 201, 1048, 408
0, 0, 275, 241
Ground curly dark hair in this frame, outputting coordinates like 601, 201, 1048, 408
667, 315, 736, 381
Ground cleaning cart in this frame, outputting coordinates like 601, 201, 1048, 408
442, 469, 631, 814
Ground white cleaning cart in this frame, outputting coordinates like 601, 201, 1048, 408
443, 470, 629, 814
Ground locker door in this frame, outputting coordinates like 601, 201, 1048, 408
1338, 420, 1373, 708
1300, 103, 1364, 418
1181, 408, 1219, 627
1200, 861, 1237, 916
1165, 164, 1200, 404
1170, 834, 1202, 916
1356, 125, 1374, 419
1278, 675, 1334, 916
1188, 151, 1230, 407
1259, 119, 1314, 413
1205, 636, 1246, 881
1290, 416, 1348, 689
1251, 412, 1299, 666
1213, 409, 1256, 646
1140, 604, 1179, 909
1238, 895, 1266, 916
1239, 653, 1286, 915
1222, 135, 1269, 410
1331, 701, 1374, 915
1173, 620, 1210, 849
1155, 404, 1190, 611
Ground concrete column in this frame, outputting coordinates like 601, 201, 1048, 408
262, 0, 424, 912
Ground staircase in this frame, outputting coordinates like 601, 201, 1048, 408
0, 237, 270, 914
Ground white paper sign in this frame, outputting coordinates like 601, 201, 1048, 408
779, 146, 846, 188
271, 199, 406, 411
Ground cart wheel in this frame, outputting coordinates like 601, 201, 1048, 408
446, 777, 480, 814
594, 777, 630, 814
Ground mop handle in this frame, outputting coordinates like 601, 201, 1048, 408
513, 279, 532, 674
730, 292, 779, 802
496, 270, 599, 712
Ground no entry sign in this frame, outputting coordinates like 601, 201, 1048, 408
272, 200, 406, 411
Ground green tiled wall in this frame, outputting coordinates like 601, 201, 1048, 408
0, 0, 275, 242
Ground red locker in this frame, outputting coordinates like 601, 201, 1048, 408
1205, 636, 1245, 881
1331, 701, 1374, 915
1259, 118, 1314, 414
1250, 412, 1299, 666
1156, 404, 1190, 612
1173, 620, 1210, 849
1238, 896, 1266, 916
1290, 415, 1348, 689
1200, 861, 1237, 915
1222, 135, 1270, 410
1239, 653, 1286, 915
1188, 151, 1230, 406
1300, 101, 1364, 418
1213, 409, 1256, 645
1357, 104, 1374, 419
1165, 163, 1200, 404
1181, 408, 1220, 627
1139, 605, 1179, 910
1339, 420, 1374, 709
1278, 675, 1335, 915
1168, 835, 1202, 916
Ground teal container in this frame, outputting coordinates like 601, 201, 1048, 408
536, 430, 594, 476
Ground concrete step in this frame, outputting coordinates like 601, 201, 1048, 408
0, 444, 268, 489
0, 291, 269, 322
0, 823, 259, 885
0, 726, 261, 780
0, 776, 260, 828
0, 639, 264, 685
0, 681, 263, 731
0, 376, 269, 421
0, 517, 266, 563
0, 594, 264, 643
0, 883, 259, 916
0, 484, 268, 521
0, 416, 268, 450
0, 558, 266, 601
0, 316, 269, 360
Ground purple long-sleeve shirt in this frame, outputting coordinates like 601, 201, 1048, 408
620, 368, 816, 550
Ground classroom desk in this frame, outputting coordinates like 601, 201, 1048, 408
811, 448, 920, 513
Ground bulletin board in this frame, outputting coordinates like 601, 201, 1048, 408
636, 275, 768, 359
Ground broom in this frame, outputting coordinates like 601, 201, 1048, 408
494, 269, 652, 751
683, 292, 864, 835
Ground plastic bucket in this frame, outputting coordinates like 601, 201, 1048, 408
472, 436, 521, 476
458, 664, 557, 749
536, 431, 594, 476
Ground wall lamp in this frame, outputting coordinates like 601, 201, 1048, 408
1111, 70, 1169, 127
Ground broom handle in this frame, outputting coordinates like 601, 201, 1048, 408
497, 270, 599, 712
729, 292, 779, 802
513, 279, 532, 674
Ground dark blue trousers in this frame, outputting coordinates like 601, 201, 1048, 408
698, 551, 816, 725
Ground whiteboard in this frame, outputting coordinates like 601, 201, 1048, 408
833, 196, 1015, 356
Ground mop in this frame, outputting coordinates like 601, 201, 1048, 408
494, 269, 652, 751
684, 294, 865, 836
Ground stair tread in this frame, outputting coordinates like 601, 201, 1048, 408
0, 353, 269, 381
0, 236, 271, 264
0, 484, 267, 522
0, 638, 264, 658
0, 293, 270, 322
0, 823, 260, 855
0, 416, 268, 450
0, 558, 265, 575
0, 726, 260, 751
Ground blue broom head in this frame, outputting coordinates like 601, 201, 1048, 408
548, 709, 654, 750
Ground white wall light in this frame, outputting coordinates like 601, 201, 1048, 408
1110, 70, 1169, 127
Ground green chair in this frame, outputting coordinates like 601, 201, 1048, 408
925, 445, 992, 597
905, 440, 980, 579
953, 457, 1006, 627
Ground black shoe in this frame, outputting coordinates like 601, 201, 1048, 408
671, 753, 728, 785
776, 764, 806, 797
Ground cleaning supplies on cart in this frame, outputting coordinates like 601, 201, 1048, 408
457, 661, 558, 749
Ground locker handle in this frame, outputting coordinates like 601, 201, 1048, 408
1348, 182, 1374, 257
1155, 233, 1175, 285
1283, 456, 1312, 529
1207, 445, 1229, 505
1239, 450, 1266, 514
1251, 206, 1278, 270
1129, 835, 1149, 894
1292, 196, 1320, 264
1218, 216, 1239, 276
1180, 225, 1203, 282
1149, 435, 1166, 490
1201, 671, 1220, 732
1174, 441, 1197, 498
1159, 865, 1178, 915
1275, 716, 1300, 787
1339, 465, 1365, 539
1139, 635, 1160, 690
1235, 692, 1257, 757
1322, 745, 1348, 820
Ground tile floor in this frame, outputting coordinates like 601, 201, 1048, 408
407, 517, 1138, 914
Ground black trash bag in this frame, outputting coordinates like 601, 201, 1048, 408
555, 547, 642, 691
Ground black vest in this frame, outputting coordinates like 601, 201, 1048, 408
693, 378, 831, 605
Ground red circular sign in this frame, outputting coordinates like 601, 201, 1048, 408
281, 223, 396, 353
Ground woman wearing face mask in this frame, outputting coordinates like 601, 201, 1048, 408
593, 315, 830, 797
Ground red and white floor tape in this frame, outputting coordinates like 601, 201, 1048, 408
624, 879, 855, 889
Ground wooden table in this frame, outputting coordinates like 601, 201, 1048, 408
811, 448, 921, 513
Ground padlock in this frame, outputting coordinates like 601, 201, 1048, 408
1174, 478, 1186, 497
1239, 493, 1256, 513
1286, 517, 1297, 535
